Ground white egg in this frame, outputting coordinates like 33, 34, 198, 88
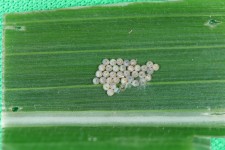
103, 83, 110, 90
110, 71, 117, 78
113, 65, 119, 72
139, 71, 146, 78
93, 78, 100, 85
146, 61, 153, 67
146, 68, 154, 74
117, 71, 124, 78
100, 77, 106, 84
134, 65, 141, 71
116, 58, 124, 66
123, 70, 130, 77
107, 89, 114, 96
127, 76, 134, 83
103, 71, 110, 78
123, 60, 130, 66
113, 77, 120, 84
130, 59, 137, 66
141, 65, 147, 71
110, 59, 117, 66
95, 71, 102, 77
114, 87, 120, 93
110, 83, 117, 89
106, 65, 113, 72
153, 64, 159, 71
106, 77, 113, 84
128, 65, 134, 72
132, 80, 139, 87
120, 65, 126, 71
145, 74, 152, 81
121, 78, 128, 84
132, 71, 139, 78
102, 59, 110, 65
98, 64, 105, 71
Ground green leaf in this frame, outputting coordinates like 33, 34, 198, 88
2, 0, 225, 149
3, 0, 225, 112
3, 126, 225, 150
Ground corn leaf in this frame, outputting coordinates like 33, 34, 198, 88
3, 0, 225, 112
2, 0, 225, 149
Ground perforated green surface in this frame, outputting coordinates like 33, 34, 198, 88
211, 138, 225, 150
0, 0, 224, 150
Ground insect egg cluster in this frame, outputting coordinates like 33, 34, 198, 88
93, 58, 159, 96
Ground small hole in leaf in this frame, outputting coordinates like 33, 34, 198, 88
210, 112, 225, 116
208, 19, 221, 25
15, 26, 22, 30
12, 106, 19, 112
205, 19, 221, 28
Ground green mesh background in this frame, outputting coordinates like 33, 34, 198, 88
0, 0, 224, 150
211, 138, 225, 150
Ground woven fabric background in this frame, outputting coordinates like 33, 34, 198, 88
0, 0, 224, 150
211, 138, 225, 150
